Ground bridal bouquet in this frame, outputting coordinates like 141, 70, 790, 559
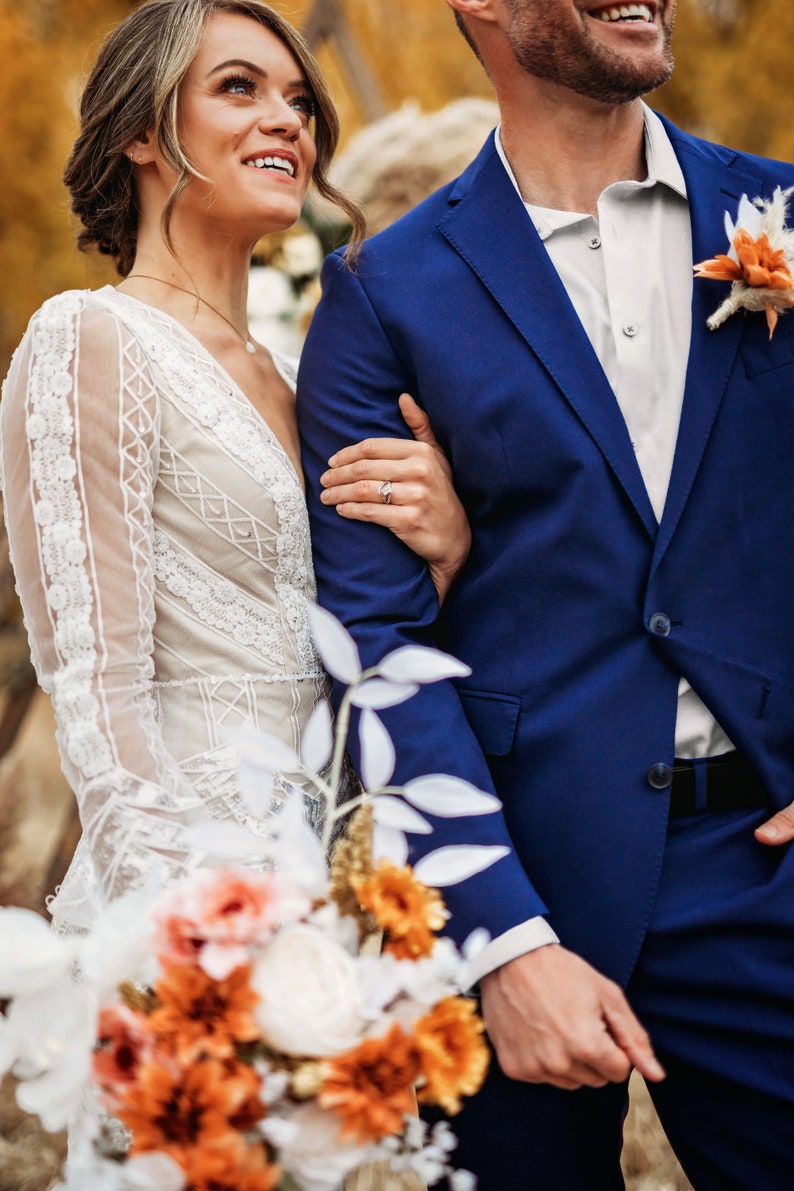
0, 607, 507, 1191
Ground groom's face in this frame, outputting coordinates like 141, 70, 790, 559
502, 0, 675, 105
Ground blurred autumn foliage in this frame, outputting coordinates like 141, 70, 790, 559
0, 0, 792, 375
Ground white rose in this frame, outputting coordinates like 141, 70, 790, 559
252, 925, 362, 1056
263, 1105, 365, 1191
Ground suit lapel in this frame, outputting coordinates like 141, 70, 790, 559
651, 124, 764, 568
439, 139, 658, 540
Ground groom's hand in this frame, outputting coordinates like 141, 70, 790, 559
754, 801, 794, 845
480, 944, 665, 1090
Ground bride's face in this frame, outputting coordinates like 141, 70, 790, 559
172, 11, 318, 239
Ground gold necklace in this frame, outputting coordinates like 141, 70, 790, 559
124, 273, 256, 354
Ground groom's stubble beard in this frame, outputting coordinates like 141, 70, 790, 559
504, 1, 675, 105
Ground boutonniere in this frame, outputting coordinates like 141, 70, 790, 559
693, 186, 794, 339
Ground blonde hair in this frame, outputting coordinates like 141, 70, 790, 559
64, 0, 364, 276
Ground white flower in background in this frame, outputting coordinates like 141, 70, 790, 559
251, 924, 363, 1056
0, 908, 96, 1132
54, 1142, 186, 1191
261, 1104, 365, 1191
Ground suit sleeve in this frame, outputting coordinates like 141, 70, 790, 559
297, 252, 549, 945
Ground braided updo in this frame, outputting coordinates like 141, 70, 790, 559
64, 0, 363, 276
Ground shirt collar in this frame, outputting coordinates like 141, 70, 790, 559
494, 102, 687, 240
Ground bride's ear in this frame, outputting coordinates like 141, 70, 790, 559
124, 131, 155, 167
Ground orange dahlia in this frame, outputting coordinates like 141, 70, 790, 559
148, 960, 260, 1062
351, 860, 447, 960
414, 996, 489, 1115
319, 1023, 421, 1143
119, 1055, 262, 1157
694, 228, 794, 337
178, 1136, 280, 1191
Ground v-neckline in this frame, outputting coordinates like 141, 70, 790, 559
106, 286, 303, 488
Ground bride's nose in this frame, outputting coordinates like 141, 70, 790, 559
258, 98, 302, 141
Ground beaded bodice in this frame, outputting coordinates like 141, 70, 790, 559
0, 287, 328, 930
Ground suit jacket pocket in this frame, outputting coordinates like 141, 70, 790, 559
740, 316, 794, 377
458, 688, 521, 757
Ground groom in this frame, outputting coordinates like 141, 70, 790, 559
297, 1, 794, 1187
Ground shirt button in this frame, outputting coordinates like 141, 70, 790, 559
649, 612, 671, 636
587, 235, 601, 249
647, 763, 673, 790
623, 323, 638, 337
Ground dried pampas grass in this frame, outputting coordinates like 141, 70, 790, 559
310, 98, 499, 236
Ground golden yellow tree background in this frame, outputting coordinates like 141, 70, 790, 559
1, 0, 793, 376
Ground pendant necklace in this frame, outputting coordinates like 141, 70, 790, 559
125, 274, 257, 354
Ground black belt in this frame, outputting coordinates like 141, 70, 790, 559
669, 751, 769, 819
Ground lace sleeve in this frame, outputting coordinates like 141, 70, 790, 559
0, 291, 206, 916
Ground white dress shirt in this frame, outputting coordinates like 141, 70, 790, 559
468, 106, 734, 984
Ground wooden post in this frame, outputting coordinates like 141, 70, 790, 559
302, 0, 388, 122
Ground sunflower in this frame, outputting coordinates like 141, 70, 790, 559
319, 1023, 420, 1143
414, 996, 489, 1115
351, 860, 447, 960
148, 960, 260, 1062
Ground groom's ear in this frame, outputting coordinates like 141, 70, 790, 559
445, 0, 504, 25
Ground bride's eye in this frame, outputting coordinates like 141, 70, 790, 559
289, 93, 316, 123
220, 73, 256, 97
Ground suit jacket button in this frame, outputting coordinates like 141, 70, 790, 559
647, 763, 673, 789
649, 612, 671, 636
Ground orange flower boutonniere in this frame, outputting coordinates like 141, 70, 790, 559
694, 187, 794, 339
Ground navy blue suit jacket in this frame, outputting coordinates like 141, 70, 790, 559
297, 118, 794, 987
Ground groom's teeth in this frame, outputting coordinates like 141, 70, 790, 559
598, 3, 652, 20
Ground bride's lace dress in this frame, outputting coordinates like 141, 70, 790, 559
0, 286, 330, 933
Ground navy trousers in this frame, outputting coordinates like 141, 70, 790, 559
444, 808, 794, 1190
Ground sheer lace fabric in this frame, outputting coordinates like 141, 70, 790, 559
0, 287, 329, 931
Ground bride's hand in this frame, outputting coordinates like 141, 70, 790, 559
319, 393, 471, 604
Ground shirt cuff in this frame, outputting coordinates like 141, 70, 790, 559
465, 917, 560, 986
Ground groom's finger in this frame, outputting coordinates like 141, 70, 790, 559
755, 802, 794, 845
398, 392, 442, 450
602, 989, 665, 1083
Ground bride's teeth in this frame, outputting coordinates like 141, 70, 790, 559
246, 155, 296, 176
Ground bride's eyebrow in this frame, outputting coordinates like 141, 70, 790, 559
207, 57, 309, 91
208, 57, 266, 78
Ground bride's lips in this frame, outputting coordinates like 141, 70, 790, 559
242, 149, 299, 180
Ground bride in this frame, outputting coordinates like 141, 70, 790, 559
0, 0, 469, 934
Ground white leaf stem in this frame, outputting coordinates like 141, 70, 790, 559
359, 709, 396, 791
350, 679, 419, 709
307, 603, 362, 684
372, 823, 409, 867
301, 701, 333, 772
403, 775, 502, 817
371, 795, 432, 835
413, 845, 510, 887
377, 645, 471, 684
